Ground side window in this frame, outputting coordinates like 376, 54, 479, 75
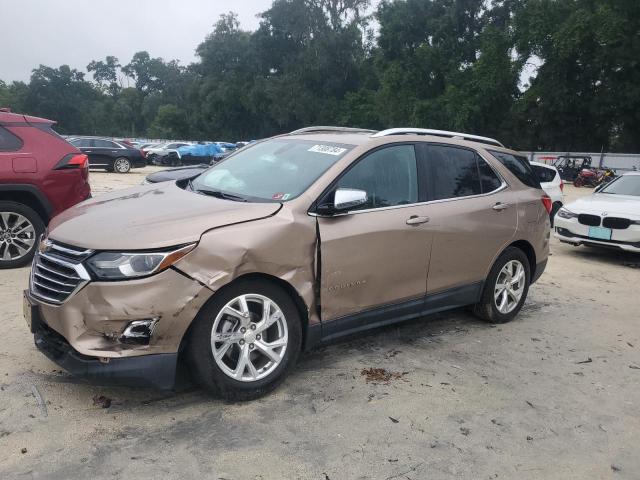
73, 139, 91, 148
0, 126, 23, 152
489, 150, 541, 189
335, 145, 419, 211
94, 139, 115, 148
532, 165, 556, 183
424, 145, 481, 200
478, 157, 503, 193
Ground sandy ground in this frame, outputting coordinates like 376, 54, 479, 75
0, 170, 639, 479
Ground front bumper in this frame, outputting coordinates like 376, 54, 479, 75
31, 267, 212, 358
554, 216, 640, 253
33, 310, 178, 390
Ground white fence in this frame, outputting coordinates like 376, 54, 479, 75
522, 151, 640, 171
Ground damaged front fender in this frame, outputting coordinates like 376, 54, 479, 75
175, 206, 320, 326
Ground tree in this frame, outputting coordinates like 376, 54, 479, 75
1, 0, 639, 150
87, 56, 121, 95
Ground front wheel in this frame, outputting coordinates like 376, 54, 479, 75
113, 157, 131, 173
473, 247, 531, 324
187, 279, 302, 400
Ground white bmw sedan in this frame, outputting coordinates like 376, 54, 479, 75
555, 172, 640, 253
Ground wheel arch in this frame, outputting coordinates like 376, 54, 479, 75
0, 186, 51, 223
178, 272, 312, 355
507, 239, 536, 277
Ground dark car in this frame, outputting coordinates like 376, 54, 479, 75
69, 137, 146, 173
0, 108, 91, 268
143, 164, 209, 184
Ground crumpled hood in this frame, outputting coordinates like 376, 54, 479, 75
566, 193, 640, 218
48, 182, 281, 250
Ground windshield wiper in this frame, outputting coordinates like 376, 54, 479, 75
194, 187, 248, 202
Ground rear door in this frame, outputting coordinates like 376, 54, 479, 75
91, 139, 123, 168
317, 144, 432, 323
418, 143, 517, 295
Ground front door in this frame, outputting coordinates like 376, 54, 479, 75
317, 144, 432, 323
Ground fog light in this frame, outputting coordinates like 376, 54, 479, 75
120, 318, 158, 345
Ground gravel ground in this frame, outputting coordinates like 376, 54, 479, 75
0, 171, 639, 479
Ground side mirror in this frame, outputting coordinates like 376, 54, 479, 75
316, 188, 368, 215
334, 188, 368, 211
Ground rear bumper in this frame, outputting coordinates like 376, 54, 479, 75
33, 309, 177, 390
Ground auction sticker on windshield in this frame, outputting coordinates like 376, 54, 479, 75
308, 144, 348, 156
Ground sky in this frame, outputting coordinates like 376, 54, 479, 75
0, 0, 275, 82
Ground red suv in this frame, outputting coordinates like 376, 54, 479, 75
0, 109, 91, 268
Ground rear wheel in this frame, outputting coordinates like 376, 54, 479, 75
0, 202, 45, 269
113, 157, 131, 173
473, 247, 530, 324
187, 279, 302, 400
573, 178, 583, 187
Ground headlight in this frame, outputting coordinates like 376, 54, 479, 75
556, 207, 578, 219
86, 244, 195, 280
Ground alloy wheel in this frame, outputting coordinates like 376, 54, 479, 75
494, 260, 525, 314
0, 212, 35, 261
114, 158, 130, 173
211, 294, 288, 382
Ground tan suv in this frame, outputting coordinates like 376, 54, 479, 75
24, 127, 550, 399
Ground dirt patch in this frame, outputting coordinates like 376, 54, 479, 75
360, 367, 408, 384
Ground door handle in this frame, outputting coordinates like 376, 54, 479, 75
492, 202, 510, 211
406, 215, 430, 225
84, 150, 93, 153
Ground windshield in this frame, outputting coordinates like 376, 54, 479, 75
600, 175, 640, 196
190, 138, 354, 201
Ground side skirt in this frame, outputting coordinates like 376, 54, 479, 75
305, 282, 483, 350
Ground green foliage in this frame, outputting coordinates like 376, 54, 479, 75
0, 0, 639, 151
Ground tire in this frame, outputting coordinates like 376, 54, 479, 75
113, 157, 131, 173
550, 202, 562, 227
473, 247, 531, 324
0, 202, 45, 269
187, 279, 302, 400
170, 157, 181, 167
573, 178, 583, 187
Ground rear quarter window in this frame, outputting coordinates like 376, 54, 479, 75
489, 151, 541, 189
0, 126, 23, 152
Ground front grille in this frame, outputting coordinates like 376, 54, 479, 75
30, 240, 93, 305
603, 217, 630, 229
578, 214, 601, 227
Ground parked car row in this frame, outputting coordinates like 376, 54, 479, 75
64, 137, 250, 172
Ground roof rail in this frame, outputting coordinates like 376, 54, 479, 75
289, 126, 378, 135
371, 128, 504, 147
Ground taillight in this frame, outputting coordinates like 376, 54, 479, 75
541, 194, 552, 214
54, 153, 88, 170
559, 181, 564, 192
140, 149, 147, 158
